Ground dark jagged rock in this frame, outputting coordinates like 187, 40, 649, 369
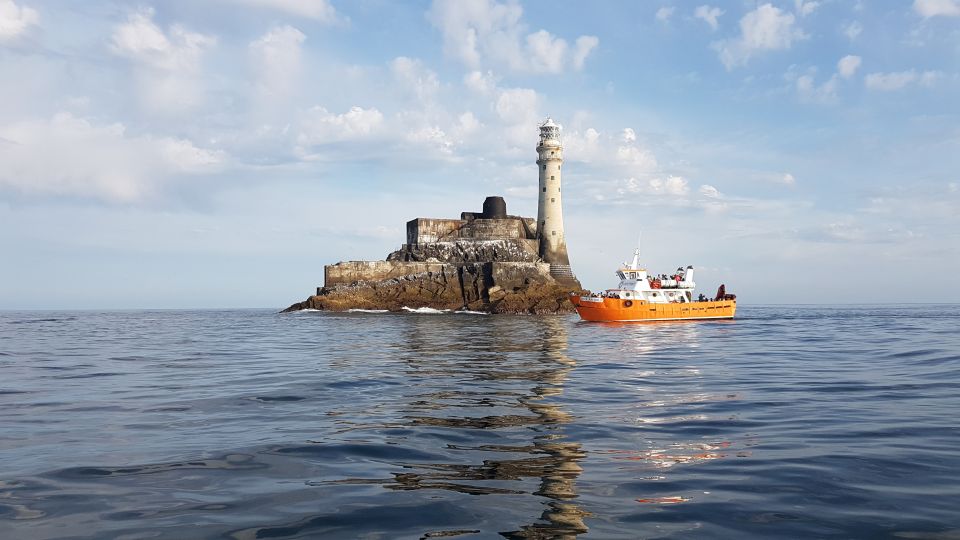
282, 262, 584, 314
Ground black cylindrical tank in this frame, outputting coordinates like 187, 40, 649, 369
482, 196, 507, 219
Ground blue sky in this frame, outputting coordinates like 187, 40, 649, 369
1, 0, 958, 309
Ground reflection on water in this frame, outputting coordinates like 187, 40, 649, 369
399, 315, 589, 537
227, 315, 590, 540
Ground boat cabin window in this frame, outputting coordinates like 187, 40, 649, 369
617, 271, 625, 280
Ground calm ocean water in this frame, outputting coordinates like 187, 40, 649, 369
1, 305, 958, 539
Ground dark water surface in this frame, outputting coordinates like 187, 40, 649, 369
1, 306, 959, 539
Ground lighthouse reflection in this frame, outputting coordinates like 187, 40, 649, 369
396, 315, 589, 538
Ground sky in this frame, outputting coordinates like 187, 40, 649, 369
0, 0, 958, 309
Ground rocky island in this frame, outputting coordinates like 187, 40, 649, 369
283, 118, 584, 314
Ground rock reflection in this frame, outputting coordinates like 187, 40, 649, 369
340, 315, 589, 538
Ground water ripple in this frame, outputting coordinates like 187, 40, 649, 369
0, 306, 957, 538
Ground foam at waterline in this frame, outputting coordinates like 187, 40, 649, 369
455, 310, 490, 315
401, 307, 451, 314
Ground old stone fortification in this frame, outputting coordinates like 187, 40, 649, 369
283, 196, 583, 313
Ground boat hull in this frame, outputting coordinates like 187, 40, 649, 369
571, 295, 736, 322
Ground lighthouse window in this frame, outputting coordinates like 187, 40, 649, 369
551, 198, 555, 202
551, 231, 556, 236
551, 175, 554, 180
542, 187, 546, 192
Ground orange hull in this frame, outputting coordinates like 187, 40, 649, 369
571, 296, 736, 322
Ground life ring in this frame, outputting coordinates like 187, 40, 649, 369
624, 300, 633, 308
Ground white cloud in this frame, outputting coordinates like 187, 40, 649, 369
495, 87, 538, 125
391, 56, 440, 101
837, 55, 862, 79
562, 126, 660, 179
843, 21, 862, 41
694, 5, 724, 31
620, 175, 689, 196
865, 70, 942, 91
249, 25, 306, 102
572, 35, 599, 70
913, 0, 960, 18
713, 3, 805, 69
427, 0, 598, 73
616, 142, 658, 170
655, 6, 674, 22
662, 176, 689, 195
296, 106, 384, 147
795, 0, 820, 17
563, 127, 602, 161
110, 9, 214, 72
158, 138, 226, 173
110, 8, 216, 112
224, 0, 340, 23
781, 173, 796, 185
699, 184, 721, 198
463, 70, 497, 95
405, 126, 453, 155
0, 113, 223, 202
455, 111, 481, 135
796, 73, 837, 103
0, 0, 38, 42
525, 30, 567, 74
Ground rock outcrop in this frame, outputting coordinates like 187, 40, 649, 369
283, 195, 583, 314
283, 262, 583, 314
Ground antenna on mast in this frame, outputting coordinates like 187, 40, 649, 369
630, 231, 642, 269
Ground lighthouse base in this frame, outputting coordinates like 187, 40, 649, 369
549, 264, 581, 289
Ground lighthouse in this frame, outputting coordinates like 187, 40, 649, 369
536, 117, 576, 283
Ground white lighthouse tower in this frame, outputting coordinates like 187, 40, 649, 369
536, 117, 577, 284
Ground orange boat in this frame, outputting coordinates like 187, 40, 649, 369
570, 248, 736, 322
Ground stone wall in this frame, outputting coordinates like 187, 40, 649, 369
406, 216, 536, 246
459, 218, 526, 240
325, 260, 450, 287
406, 218, 464, 245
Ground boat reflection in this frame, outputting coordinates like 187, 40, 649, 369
587, 319, 705, 358
582, 320, 750, 508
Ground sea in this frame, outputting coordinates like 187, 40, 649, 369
1, 305, 958, 539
